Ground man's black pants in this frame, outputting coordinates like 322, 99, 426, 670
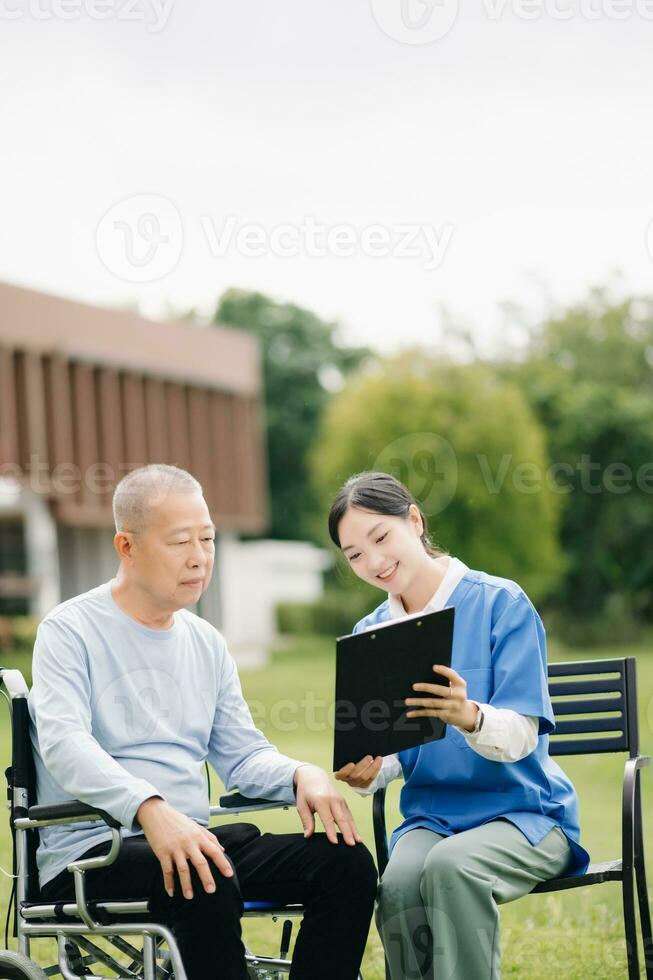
41, 824, 377, 980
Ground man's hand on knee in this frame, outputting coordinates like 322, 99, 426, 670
136, 797, 233, 899
293, 764, 363, 847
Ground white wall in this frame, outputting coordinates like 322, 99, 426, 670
57, 526, 118, 605
0, 478, 60, 618
215, 536, 332, 667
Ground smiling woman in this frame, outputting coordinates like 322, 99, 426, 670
331, 478, 451, 614
328, 470, 590, 980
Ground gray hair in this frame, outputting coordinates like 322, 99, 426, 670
113, 464, 203, 533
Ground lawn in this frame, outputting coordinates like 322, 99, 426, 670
1, 631, 652, 979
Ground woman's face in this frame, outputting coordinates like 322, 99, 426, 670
338, 504, 428, 595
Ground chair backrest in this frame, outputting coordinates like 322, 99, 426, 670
8, 692, 42, 903
547, 656, 639, 757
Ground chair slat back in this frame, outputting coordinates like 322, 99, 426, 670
547, 657, 638, 757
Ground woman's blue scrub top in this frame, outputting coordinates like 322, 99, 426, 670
354, 567, 591, 876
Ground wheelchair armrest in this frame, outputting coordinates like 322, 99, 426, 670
23, 800, 121, 830
213, 792, 290, 814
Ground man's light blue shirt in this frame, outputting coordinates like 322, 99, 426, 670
29, 580, 302, 888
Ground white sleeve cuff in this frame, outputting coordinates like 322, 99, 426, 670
453, 705, 539, 762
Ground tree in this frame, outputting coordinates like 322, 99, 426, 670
214, 289, 369, 541
311, 351, 564, 605
503, 287, 653, 626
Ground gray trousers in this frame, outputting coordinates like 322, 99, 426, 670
376, 819, 572, 980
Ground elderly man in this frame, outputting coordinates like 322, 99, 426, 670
28, 464, 376, 980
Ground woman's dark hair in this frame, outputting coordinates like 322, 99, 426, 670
328, 471, 445, 558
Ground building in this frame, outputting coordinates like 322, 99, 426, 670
0, 281, 328, 661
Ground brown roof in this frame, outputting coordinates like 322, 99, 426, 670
0, 282, 268, 532
0, 281, 261, 395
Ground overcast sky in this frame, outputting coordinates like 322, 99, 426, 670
1, 1, 652, 353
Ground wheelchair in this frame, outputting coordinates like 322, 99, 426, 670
0, 667, 363, 980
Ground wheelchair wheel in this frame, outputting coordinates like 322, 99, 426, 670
0, 951, 49, 980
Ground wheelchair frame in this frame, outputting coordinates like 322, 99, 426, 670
0, 668, 322, 980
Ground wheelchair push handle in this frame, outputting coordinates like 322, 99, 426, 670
0, 668, 29, 700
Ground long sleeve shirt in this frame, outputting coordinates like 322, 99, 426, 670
28, 580, 304, 887
353, 556, 538, 797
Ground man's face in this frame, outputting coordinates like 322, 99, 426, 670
123, 490, 216, 610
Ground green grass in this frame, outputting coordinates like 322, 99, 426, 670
1, 633, 652, 978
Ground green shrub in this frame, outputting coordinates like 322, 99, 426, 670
275, 602, 315, 636
276, 586, 381, 638
310, 589, 375, 637
545, 592, 645, 647
0, 617, 37, 688
0, 616, 38, 655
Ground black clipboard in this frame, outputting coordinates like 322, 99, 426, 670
332, 606, 455, 772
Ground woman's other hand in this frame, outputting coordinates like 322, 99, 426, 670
335, 755, 384, 789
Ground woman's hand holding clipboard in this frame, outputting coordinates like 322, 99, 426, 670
335, 660, 480, 786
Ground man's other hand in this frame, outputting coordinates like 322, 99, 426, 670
136, 796, 232, 899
